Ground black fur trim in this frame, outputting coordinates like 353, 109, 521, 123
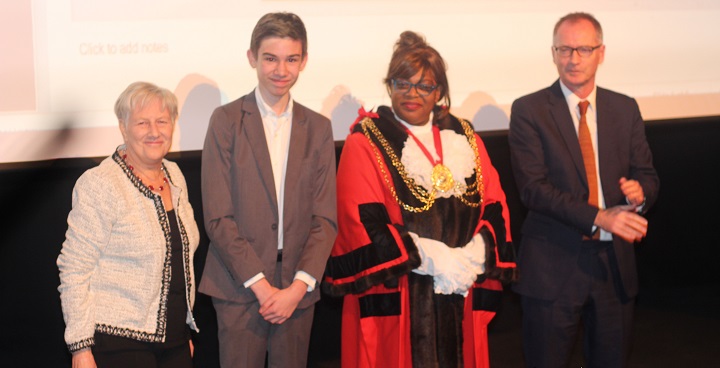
323, 202, 421, 296
323, 227, 420, 297
472, 287, 502, 312
480, 202, 518, 283
358, 292, 402, 318
482, 203, 514, 263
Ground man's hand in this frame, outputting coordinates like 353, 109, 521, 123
249, 278, 279, 306
258, 280, 307, 324
595, 205, 648, 243
619, 177, 645, 208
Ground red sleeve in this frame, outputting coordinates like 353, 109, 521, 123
473, 134, 517, 281
322, 132, 420, 296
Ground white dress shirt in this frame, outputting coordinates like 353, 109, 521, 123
243, 88, 316, 291
560, 82, 611, 241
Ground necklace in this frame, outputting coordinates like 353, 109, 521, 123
361, 116, 484, 213
122, 154, 168, 192
404, 125, 455, 193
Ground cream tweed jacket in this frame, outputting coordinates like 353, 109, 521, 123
57, 149, 200, 352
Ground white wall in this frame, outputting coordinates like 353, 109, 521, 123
1, 0, 719, 162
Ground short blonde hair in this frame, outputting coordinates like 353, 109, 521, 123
114, 82, 178, 124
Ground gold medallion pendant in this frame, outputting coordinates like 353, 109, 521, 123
431, 164, 455, 193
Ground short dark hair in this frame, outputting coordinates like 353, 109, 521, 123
384, 31, 450, 117
249, 12, 307, 57
553, 12, 603, 44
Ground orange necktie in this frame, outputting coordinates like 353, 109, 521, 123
578, 101, 600, 239
578, 100, 598, 209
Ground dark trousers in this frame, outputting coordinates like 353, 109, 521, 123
92, 332, 192, 368
521, 241, 635, 368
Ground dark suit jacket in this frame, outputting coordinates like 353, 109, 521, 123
199, 91, 337, 309
509, 80, 659, 301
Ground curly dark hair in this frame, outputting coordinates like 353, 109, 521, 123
384, 31, 450, 118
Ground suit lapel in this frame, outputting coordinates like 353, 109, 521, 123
284, 103, 308, 208
241, 92, 278, 211
595, 88, 614, 198
548, 81, 588, 187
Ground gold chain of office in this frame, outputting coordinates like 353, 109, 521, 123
360, 117, 484, 213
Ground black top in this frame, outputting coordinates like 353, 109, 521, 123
165, 209, 190, 345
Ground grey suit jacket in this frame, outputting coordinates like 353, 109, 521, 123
509, 80, 659, 301
199, 91, 337, 309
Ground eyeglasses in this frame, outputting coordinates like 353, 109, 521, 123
553, 45, 603, 58
391, 79, 438, 96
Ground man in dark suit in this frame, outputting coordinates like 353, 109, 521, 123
509, 12, 659, 368
199, 12, 337, 368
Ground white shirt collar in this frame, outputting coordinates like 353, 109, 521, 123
394, 110, 435, 135
559, 81, 597, 112
254, 87, 293, 119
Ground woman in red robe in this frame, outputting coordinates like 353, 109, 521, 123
323, 31, 516, 368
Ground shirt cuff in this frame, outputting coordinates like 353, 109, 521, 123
243, 272, 265, 288
294, 271, 316, 292
626, 196, 647, 212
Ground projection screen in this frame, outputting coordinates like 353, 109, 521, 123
1, 0, 719, 163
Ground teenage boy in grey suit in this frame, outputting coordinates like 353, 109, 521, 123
199, 12, 337, 368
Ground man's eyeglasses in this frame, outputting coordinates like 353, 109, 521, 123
553, 45, 603, 58
391, 79, 438, 96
